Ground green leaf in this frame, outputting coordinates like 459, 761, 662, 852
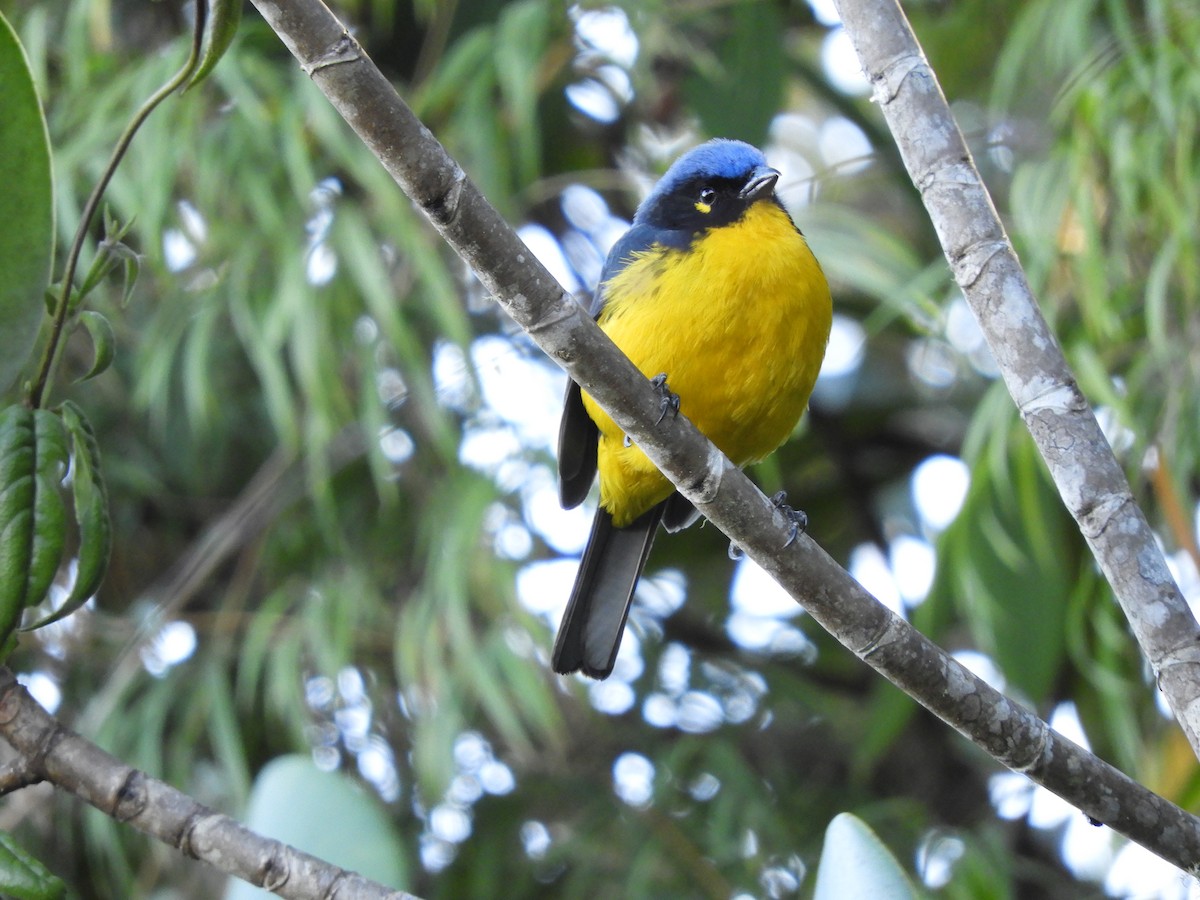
185, 0, 242, 90
0, 831, 66, 900
62, 401, 111, 613
0, 405, 68, 650
813, 813, 918, 900
227, 756, 408, 899
24, 402, 110, 630
75, 311, 116, 383
0, 11, 55, 394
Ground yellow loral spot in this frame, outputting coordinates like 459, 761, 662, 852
694, 201, 711, 215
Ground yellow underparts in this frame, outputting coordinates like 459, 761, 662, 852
583, 200, 833, 527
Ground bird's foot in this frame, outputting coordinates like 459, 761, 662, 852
728, 542, 744, 561
650, 373, 680, 425
771, 491, 808, 547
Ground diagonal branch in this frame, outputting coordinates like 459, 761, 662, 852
0, 669, 417, 900
246, 0, 1200, 871
831, 0, 1200, 756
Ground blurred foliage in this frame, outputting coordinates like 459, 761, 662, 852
0, 0, 1197, 897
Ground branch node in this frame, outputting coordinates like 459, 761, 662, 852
425, 167, 468, 228
953, 238, 1009, 288
1156, 637, 1200, 681
113, 768, 149, 823
869, 51, 925, 105
525, 294, 584, 341
302, 32, 362, 76
321, 870, 357, 900
684, 445, 728, 507
178, 810, 205, 858
0, 680, 24, 726
1016, 380, 1085, 418
1004, 717, 1052, 774
258, 846, 292, 892
856, 613, 897, 660
1077, 492, 1133, 540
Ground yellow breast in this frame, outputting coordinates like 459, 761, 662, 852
583, 200, 832, 526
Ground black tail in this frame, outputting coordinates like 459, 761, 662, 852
552, 503, 665, 678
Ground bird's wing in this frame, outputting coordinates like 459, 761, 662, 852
590, 223, 692, 312
558, 377, 598, 509
558, 224, 675, 508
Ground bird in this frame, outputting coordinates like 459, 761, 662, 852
552, 138, 832, 679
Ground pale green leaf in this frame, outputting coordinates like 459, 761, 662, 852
228, 756, 408, 898
813, 813, 918, 900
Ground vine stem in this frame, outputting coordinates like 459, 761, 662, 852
26, 4, 206, 410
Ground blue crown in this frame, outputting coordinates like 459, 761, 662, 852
638, 139, 767, 216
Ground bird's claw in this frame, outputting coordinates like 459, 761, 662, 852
771, 491, 808, 547
729, 494, 806, 558
650, 373, 680, 425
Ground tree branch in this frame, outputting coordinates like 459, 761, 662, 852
832, 0, 1200, 756
0, 671, 417, 899
246, 0, 1200, 871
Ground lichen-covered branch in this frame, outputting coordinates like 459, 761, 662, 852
246, 0, 1200, 869
0, 670, 416, 900
832, 0, 1200, 758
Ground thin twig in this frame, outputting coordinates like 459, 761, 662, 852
26, 4, 206, 409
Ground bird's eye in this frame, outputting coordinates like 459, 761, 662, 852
699, 187, 717, 205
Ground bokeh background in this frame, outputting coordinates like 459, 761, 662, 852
4, 0, 1200, 896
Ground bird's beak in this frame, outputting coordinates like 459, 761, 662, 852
739, 165, 781, 201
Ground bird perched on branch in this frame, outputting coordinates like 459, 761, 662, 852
553, 139, 833, 679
